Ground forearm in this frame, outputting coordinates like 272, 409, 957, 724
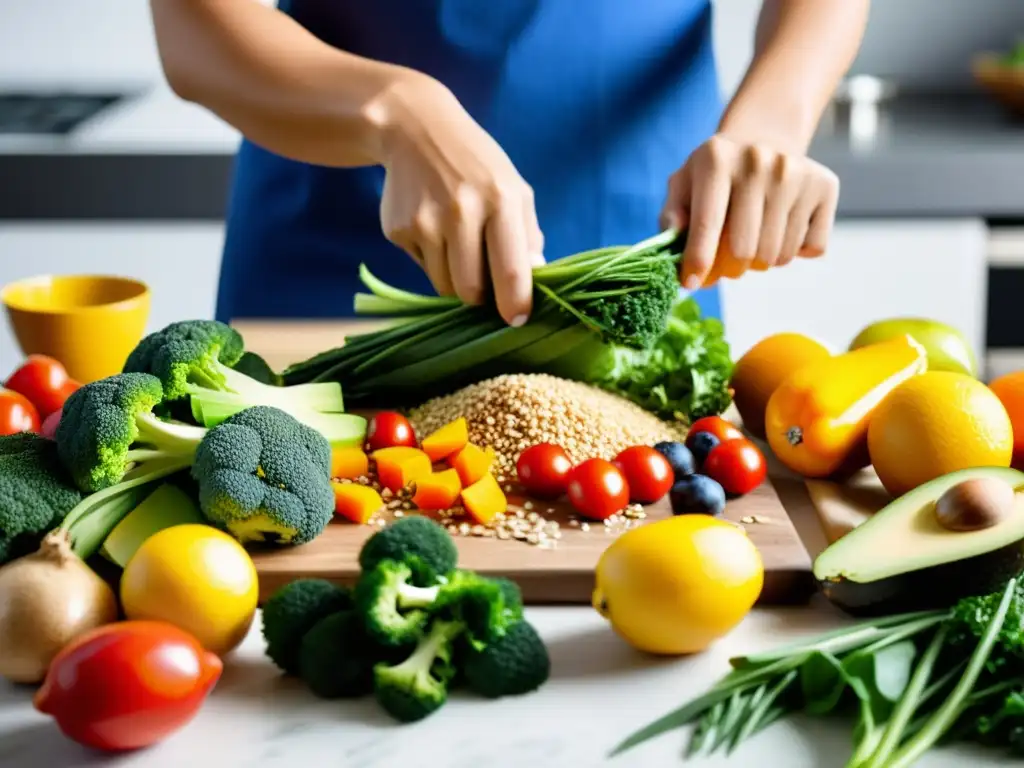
719, 0, 870, 153
149, 0, 424, 167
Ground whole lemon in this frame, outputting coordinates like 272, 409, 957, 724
121, 524, 259, 656
593, 515, 763, 655
868, 372, 1013, 498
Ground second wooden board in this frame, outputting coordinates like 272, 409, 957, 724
805, 467, 893, 544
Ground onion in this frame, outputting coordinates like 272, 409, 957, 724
0, 530, 118, 684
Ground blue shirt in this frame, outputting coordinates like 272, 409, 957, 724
216, 0, 724, 324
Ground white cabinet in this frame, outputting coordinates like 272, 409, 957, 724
0, 223, 225, 376
719, 219, 988, 360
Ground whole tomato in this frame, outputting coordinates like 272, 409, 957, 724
0, 388, 40, 435
34, 621, 222, 752
5, 355, 79, 419
367, 411, 417, 451
613, 446, 674, 504
686, 416, 744, 447
516, 443, 573, 499
566, 458, 629, 520
703, 438, 768, 496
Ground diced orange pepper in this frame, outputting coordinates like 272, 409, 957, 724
421, 417, 469, 462
330, 446, 369, 480
412, 468, 463, 511
449, 443, 495, 487
373, 446, 433, 492
765, 334, 928, 478
333, 483, 383, 524
461, 472, 507, 525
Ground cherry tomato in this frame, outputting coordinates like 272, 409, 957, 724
613, 445, 674, 504
516, 443, 573, 498
0, 388, 40, 435
34, 620, 222, 752
686, 416, 744, 448
566, 458, 629, 520
703, 438, 767, 496
4, 355, 79, 419
367, 411, 417, 451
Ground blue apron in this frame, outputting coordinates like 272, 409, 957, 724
216, 0, 724, 324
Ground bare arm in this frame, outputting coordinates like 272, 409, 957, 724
720, 0, 871, 153
149, 0, 424, 167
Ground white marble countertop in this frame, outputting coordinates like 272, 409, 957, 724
0, 603, 1003, 768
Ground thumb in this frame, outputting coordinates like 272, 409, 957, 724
660, 166, 692, 233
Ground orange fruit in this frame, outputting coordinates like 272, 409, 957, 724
867, 371, 1013, 497
988, 371, 1024, 469
731, 333, 832, 438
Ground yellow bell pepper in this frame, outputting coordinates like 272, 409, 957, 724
764, 334, 928, 478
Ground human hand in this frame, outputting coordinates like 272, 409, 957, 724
376, 73, 544, 326
660, 134, 839, 291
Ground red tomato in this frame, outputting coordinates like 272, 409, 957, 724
516, 443, 574, 498
367, 411, 417, 451
686, 416, 744, 447
4, 355, 79, 419
703, 438, 767, 496
34, 621, 222, 753
566, 458, 629, 520
613, 446, 674, 504
0, 388, 40, 435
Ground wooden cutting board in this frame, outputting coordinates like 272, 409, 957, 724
805, 468, 893, 544
235, 320, 816, 606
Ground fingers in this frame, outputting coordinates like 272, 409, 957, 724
485, 197, 533, 326
660, 165, 692, 233
680, 147, 731, 290
446, 190, 486, 305
722, 147, 768, 278
522, 184, 546, 267
801, 170, 839, 258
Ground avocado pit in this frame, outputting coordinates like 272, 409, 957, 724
935, 477, 1015, 532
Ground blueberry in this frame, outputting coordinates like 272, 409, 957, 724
687, 431, 720, 467
653, 441, 696, 479
669, 474, 727, 517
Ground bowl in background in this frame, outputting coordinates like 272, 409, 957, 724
1, 274, 151, 383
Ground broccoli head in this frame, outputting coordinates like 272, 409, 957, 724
298, 609, 402, 699
0, 433, 83, 564
358, 515, 459, 585
55, 372, 206, 492
262, 578, 352, 675
949, 579, 1024, 672
192, 405, 335, 545
373, 618, 463, 723
462, 619, 550, 698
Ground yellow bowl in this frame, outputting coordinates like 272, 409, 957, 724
2, 274, 151, 383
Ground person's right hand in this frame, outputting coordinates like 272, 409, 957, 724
376, 72, 544, 327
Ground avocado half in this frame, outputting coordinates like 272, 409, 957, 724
813, 466, 1024, 616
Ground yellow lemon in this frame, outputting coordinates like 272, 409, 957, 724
593, 515, 763, 655
120, 524, 259, 656
868, 372, 1013, 498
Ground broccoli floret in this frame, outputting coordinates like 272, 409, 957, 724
949, 579, 1024, 672
373, 618, 463, 723
55, 372, 206, 493
191, 405, 335, 545
462, 619, 550, 698
298, 609, 401, 699
262, 578, 352, 674
0, 433, 83, 564
358, 516, 459, 585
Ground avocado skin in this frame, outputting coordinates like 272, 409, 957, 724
820, 538, 1024, 617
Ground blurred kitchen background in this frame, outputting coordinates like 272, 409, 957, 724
1, 0, 1023, 377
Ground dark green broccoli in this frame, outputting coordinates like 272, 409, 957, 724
949, 578, 1024, 672
358, 516, 459, 585
462, 619, 550, 698
261, 578, 352, 674
191, 405, 336, 546
298, 609, 402, 699
373, 618, 463, 723
0, 433, 83, 563
55, 372, 206, 492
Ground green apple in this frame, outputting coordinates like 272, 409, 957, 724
849, 318, 977, 378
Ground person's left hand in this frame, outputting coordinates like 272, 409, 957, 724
660, 134, 840, 291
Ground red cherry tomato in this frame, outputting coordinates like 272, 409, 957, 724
566, 458, 629, 520
4, 355, 79, 419
613, 445, 674, 504
686, 416, 744, 448
34, 620, 222, 753
0, 388, 40, 435
367, 411, 417, 451
516, 443, 573, 498
703, 438, 767, 496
